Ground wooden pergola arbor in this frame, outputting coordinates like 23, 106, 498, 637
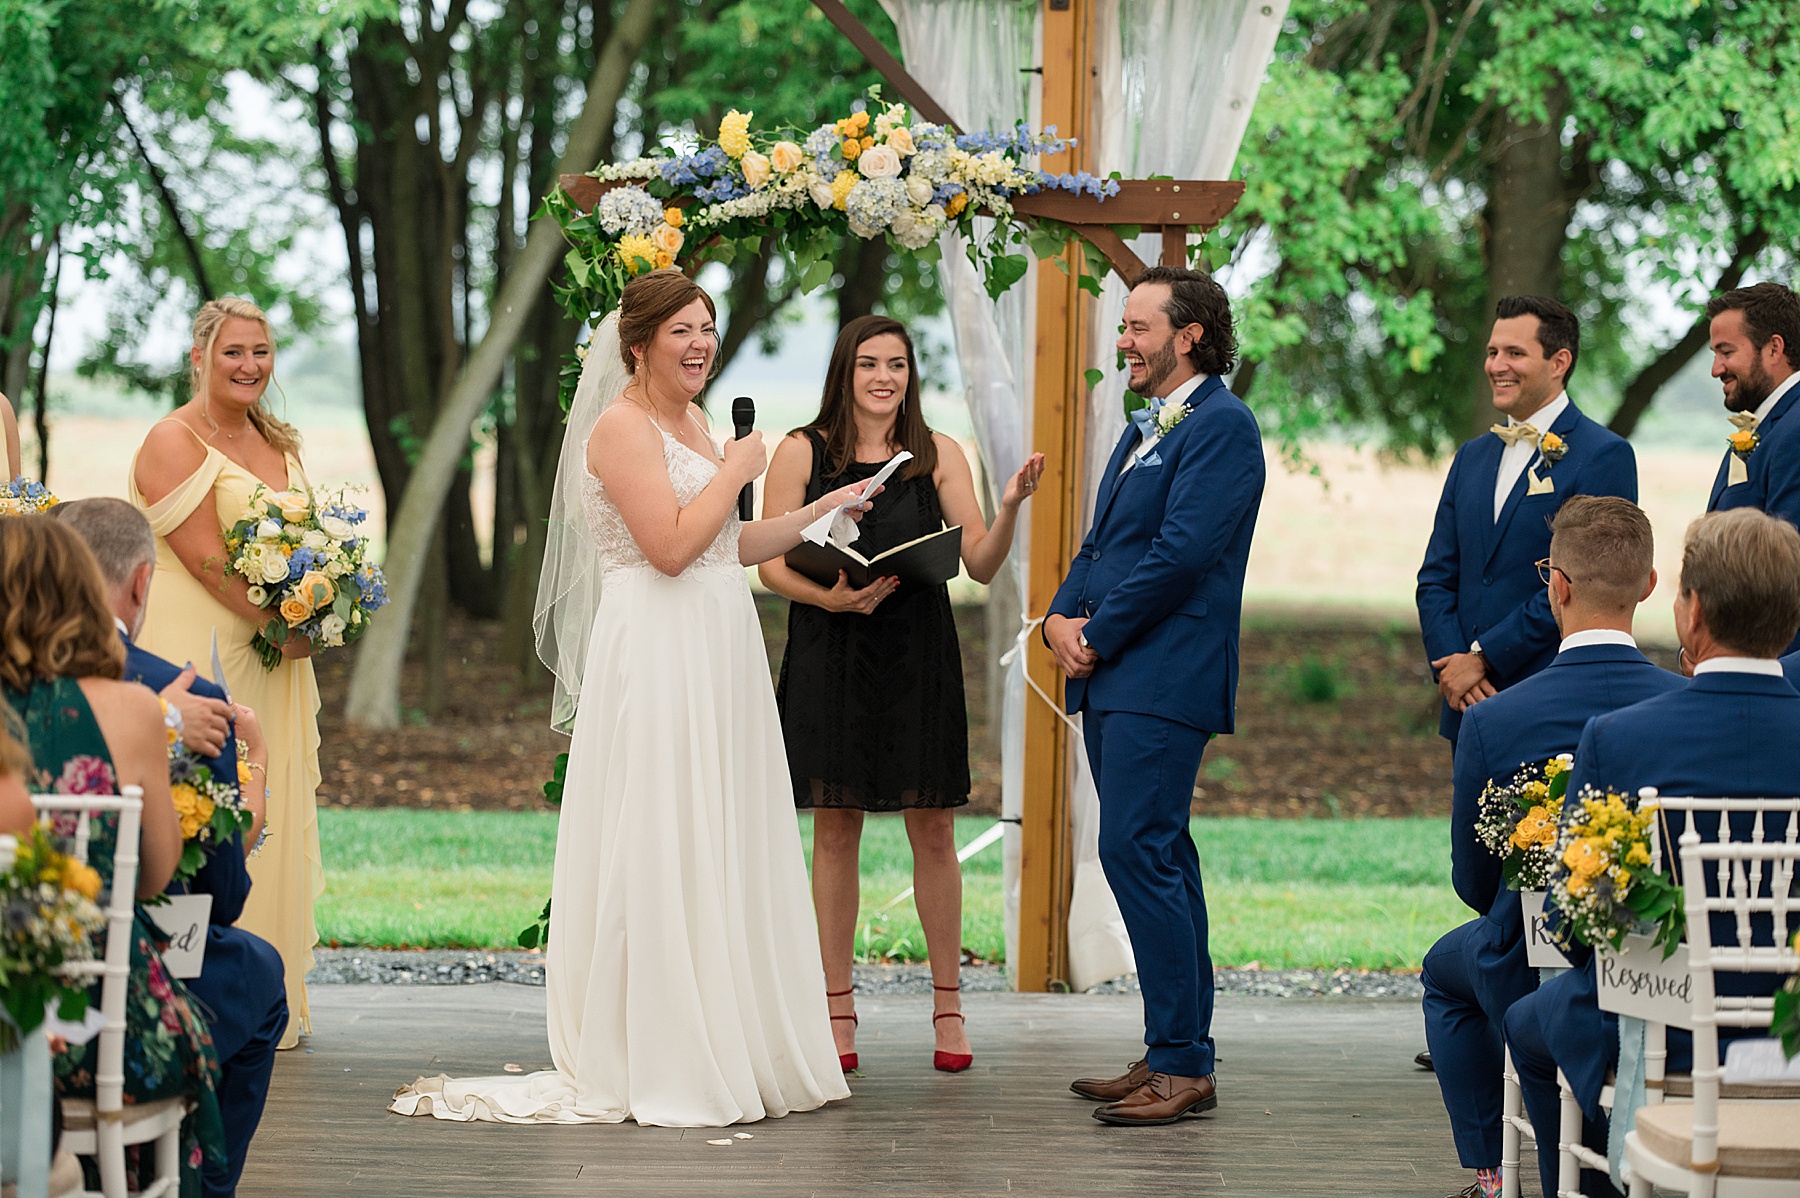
558, 0, 1246, 993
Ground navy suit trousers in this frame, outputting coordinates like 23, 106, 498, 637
1082, 709, 1213, 1077
1423, 920, 1509, 1168
182, 928, 287, 1198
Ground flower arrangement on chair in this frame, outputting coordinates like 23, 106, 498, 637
222, 483, 389, 670
1475, 753, 1572, 890
555, 88, 1120, 318
1545, 787, 1684, 957
1774, 930, 1800, 1061
0, 826, 106, 1049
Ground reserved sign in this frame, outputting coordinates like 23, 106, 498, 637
1521, 890, 1572, 969
155, 895, 213, 979
1595, 934, 1692, 1028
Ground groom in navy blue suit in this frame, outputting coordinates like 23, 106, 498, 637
54, 499, 286, 1198
1702, 283, 1800, 654
1045, 267, 1264, 1126
1423, 497, 1682, 1198
1504, 508, 1800, 1198
1417, 297, 1639, 747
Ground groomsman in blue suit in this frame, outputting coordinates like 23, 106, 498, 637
1423, 497, 1682, 1198
1703, 283, 1800, 655
1045, 266, 1264, 1126
1417, 297, 1640, 746
1505, 508, 1800, 1198
54, 499, 286, 1198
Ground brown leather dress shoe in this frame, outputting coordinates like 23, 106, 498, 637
1069, 1058, 1149, 1101
1092, 1071, 1217, 1125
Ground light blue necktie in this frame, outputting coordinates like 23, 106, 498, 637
1128, 396, 1166, 439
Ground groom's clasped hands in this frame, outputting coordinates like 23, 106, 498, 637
1043, 613, 1098, 679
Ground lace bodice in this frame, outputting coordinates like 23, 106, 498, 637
581, 425, 742, 577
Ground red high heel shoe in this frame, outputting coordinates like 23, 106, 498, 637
932, 983, 972, 1073
827, 987, 859, 1073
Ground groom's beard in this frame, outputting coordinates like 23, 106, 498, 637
1723, 357, 1777, 413
1134, 338, 1181, 398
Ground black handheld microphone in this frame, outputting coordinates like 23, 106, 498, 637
732, 395, 756, 521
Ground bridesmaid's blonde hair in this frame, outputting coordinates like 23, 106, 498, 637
190, 297, 302, 456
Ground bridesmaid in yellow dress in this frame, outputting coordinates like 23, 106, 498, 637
129, 296, 323, 1048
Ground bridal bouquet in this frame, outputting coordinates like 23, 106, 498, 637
1546, 786, 1683, 956
0, 826, 106, 1048
1474, 754, 1572, 890
223, 484, 390, 670
558, 88, 1120, 316
0, 478, 58, 516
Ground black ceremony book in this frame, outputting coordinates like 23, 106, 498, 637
784, 524, 964, 590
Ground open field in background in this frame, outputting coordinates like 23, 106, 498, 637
316, 809, 1465, 970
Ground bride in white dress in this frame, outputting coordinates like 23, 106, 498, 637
392, 269, 871, 1128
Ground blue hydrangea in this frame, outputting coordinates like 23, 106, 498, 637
844, 177, 907, 237
910, 123, 952, 152
594, 185, 665, 236
357, 566, 390, 611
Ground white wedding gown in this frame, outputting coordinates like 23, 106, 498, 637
391, 424, 850, 1127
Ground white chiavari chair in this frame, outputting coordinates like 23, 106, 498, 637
32, 788, 189, 1198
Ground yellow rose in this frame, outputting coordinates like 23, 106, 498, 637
886, 126, 915, 155
1567, 874, 1591, 897
663, 207, 684, 229
651, 222, 684, 257
274, 491, 312, 524
1563, 837, 1608, 879
296, 570, 336, 610
946, 192, 969, 218
841, 137, 863, 161
1730, 429, 1758, 454
769, 140, 804, 173
63, 861, 101, 901
279, 593, 314, 627
238, 758, 253, 787
718, 109, 752, 159
849, 110, 869, 134
830, 170, 857, 210
740, 150, 771, 189
1541, 432, 1564, 453
654, 249, 674, 270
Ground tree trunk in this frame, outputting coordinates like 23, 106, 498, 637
836, 234, 889, 329
345, 0, 662, 729
1468, 99, 1577, 439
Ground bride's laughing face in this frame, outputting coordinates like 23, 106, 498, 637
203, 317, 274, 411
639, 299, 717, 400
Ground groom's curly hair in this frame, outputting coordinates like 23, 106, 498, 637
1134, 266, 1237, 377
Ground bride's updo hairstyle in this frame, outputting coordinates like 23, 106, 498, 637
190, 296, 303, 456
617, 268, 719, 380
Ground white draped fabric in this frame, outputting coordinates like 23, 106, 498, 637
881, 0, 1286, 992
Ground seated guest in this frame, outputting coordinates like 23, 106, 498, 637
0, 515, 226, 1190
1505, 507, 1800, 1198
51, 498, 284, 1198
0, 712, 41, 834
1425, 497, 1681, 1198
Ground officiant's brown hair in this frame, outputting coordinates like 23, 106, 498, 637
0, 516, 126, 691
805, 315, 937, 482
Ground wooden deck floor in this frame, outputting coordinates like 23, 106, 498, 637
239, 985, 1478, 1197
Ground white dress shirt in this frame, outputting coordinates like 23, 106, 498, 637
1494, 391, 1570, 521
1693, 656, 1786, 678
1122, 372, 1210, 476
1558, 628, 1637, 652
1747, 370, 1800, 425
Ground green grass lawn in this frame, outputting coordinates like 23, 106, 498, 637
315, 809, 1468, 970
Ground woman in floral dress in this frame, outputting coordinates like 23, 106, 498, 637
0, 515, 225, 1194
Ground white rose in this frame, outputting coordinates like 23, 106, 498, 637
302, 529, 331, 550
326, 559, 350, 578
317, 514, 355, 541
318, 613, 347, 647
260, 553, 293, 585
905, 177, 934, 208
809, 178, 837, 209
255, 519, 282, 541
858, 144, 901, 179
245, 585, 269, 608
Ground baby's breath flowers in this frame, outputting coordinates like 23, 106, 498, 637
1475, 754, 1572, 890
1546, 786, 1683, 956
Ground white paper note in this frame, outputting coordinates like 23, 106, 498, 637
799, 450, 912, 547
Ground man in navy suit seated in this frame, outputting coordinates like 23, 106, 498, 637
1703, 283, 1800, 655
1417, 296, 1640, 749
1423, 497, 1682, 1198
1045, 266, 1264, 1125
52, 499, 285, 1198
1504, 507, 1800, 1198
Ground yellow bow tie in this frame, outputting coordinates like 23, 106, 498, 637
1728, 411, 1760, 432
1491, 421, 1541, 447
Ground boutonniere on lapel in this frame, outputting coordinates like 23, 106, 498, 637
1538, 432, 1567, 463
1525, 430, 1566, 495
1726, 413, 1760, 486
1153, 399, 1191, 436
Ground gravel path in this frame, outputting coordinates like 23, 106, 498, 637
307, 949, 1422, 999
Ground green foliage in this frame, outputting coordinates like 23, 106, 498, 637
1283, 653, 1349, 704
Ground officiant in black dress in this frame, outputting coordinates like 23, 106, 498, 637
761, 314, 1043, 1077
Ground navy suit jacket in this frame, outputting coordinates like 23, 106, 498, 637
1416, 401, 1639, 740
1552, 670, 1800, 1105
1785, 650, 1800, 687
119, 636, 250, 926
1450, 643, 1684, 1020
1709, 384, 1800, 654
1048, 374, 1265, 734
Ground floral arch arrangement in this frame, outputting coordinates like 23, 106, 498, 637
548, 90, 1121, 327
